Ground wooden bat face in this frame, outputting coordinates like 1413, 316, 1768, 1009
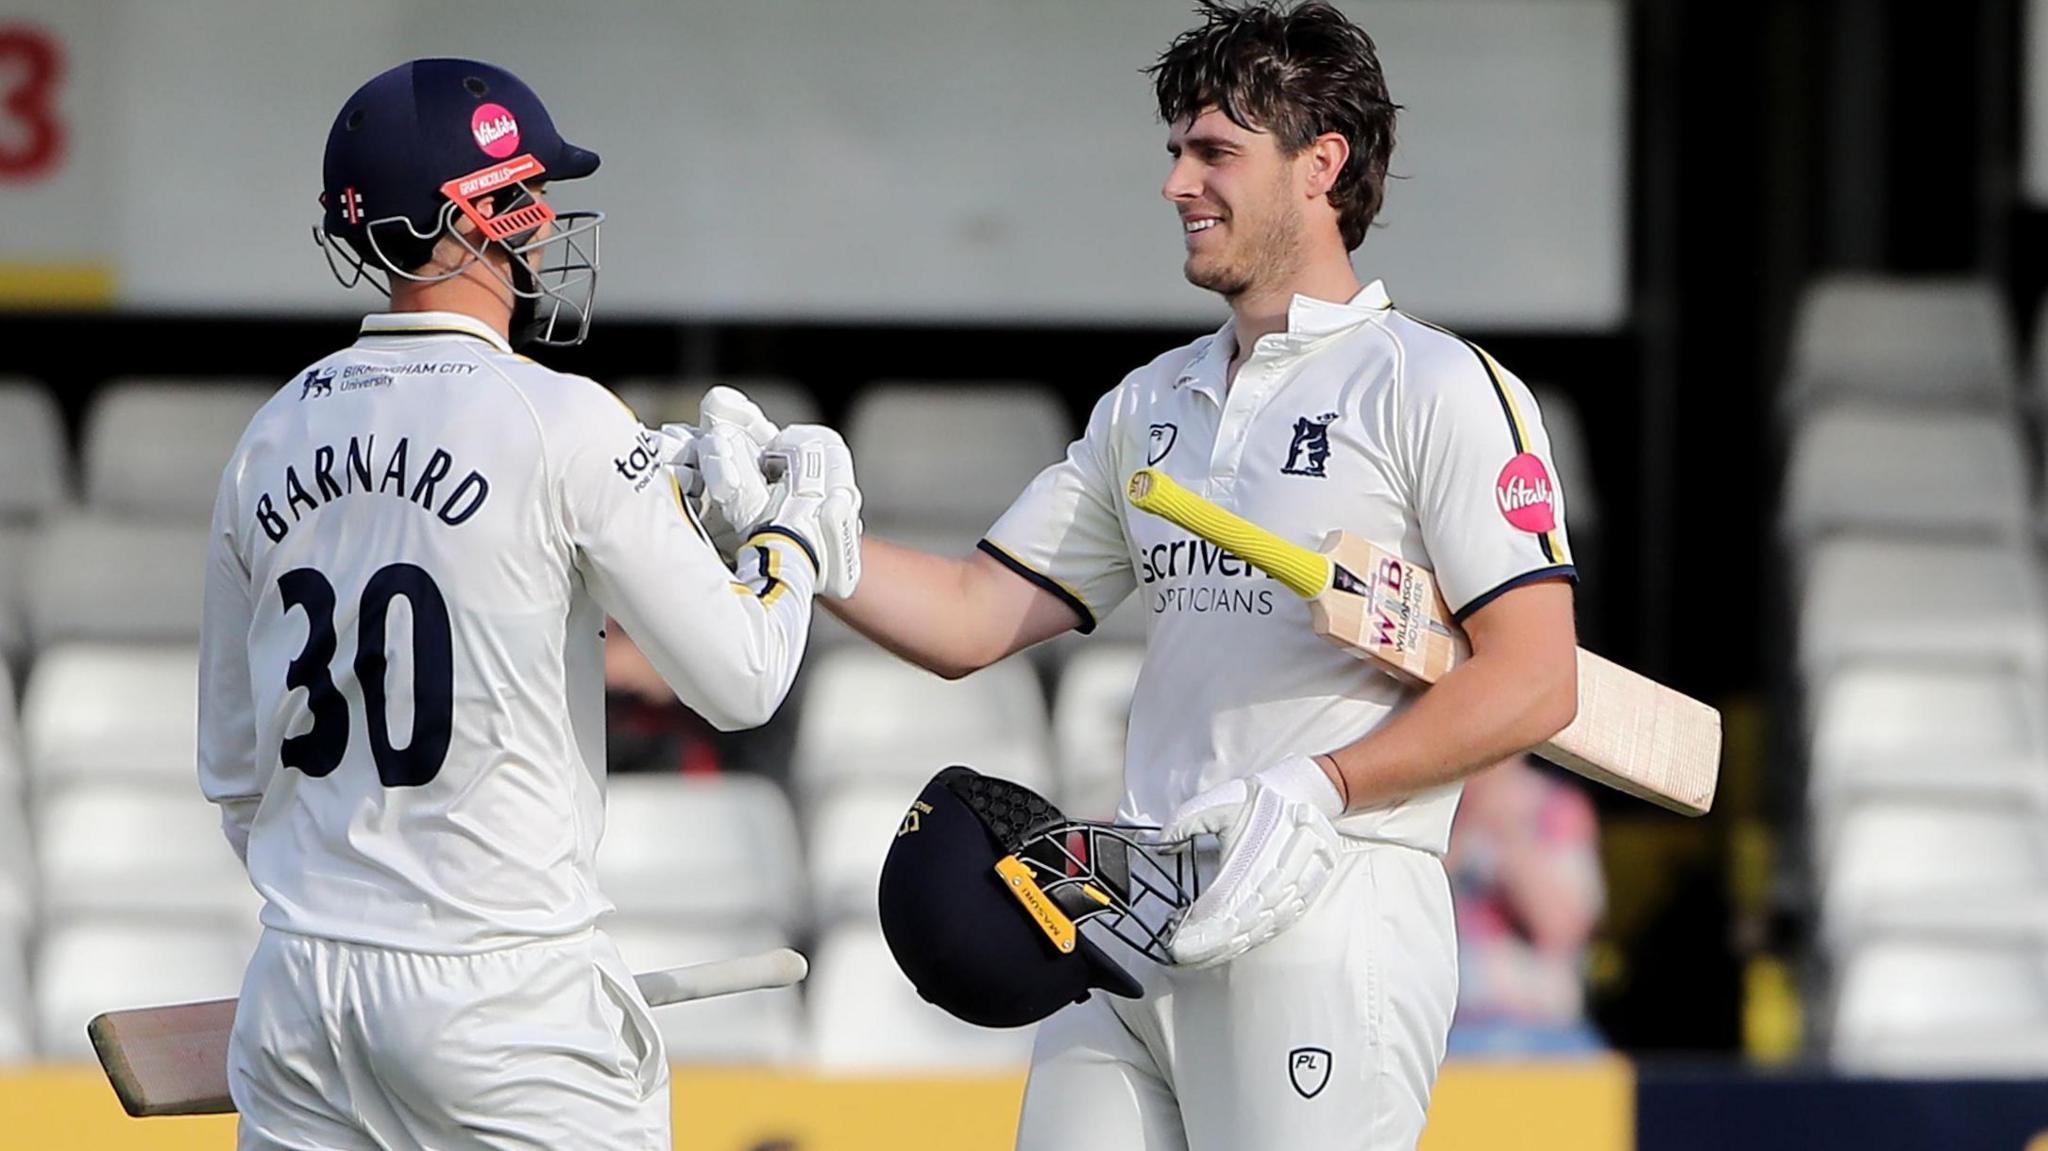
1314, 531, 1467, 685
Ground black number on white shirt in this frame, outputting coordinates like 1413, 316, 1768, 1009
278, 564, 455, 788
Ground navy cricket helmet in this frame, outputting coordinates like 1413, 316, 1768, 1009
878, 766, 1200, 1028
316, 58, 604, 346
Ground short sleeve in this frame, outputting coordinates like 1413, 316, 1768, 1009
1397, 342, 1576, 621
979, 386, 1135, 633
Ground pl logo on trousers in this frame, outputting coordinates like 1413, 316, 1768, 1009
1288, 1047, 1331, 1099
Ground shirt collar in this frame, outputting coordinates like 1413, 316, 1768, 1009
358, 311, 514, 355
1174, 280, 1393, 399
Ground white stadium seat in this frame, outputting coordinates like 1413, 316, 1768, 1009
1052, 644, 1145, 821
0, 382, 66, 666
0, 926, 29, 1065
0, 658, 19, 794
1833, 939, 2048, 1075
1781, 408, 2028, 547
1785, 276, 2017, 410
602, 921, 805, 1065
808, 922, 1035, 1071
793, 647, 1052, 802
848, 383, 1072, 534
0, 381, 70, 523
1821, 802, 2048, 946
806, 788, 922, 924
1807, 667, 2048, 812
1796, 538, 2045, 685
35, 788, 258, 924
21, 644, 199, 792
0, 787, 34, 934
26, 519, 209, 650
611, 377, 819, 429
83, 380, 273, 521
598, 774, 806, 933
35, 920, 252, 1059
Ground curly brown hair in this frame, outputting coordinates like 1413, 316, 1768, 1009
1148, 1, 1399, 251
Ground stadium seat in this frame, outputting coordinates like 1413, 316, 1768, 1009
1052, 644, 1145, 821
0, 786, 32, 934
83, 380, 273, 521
1784, 275, 2017, 411
0, 658, 19, 793
0, 926, 29, 1065
25, 519, 209, 650
848, 383, 1073, 535
1832, 938, 2048, 1075
597, 774, 806, 934
0, 382, 66, 667
1796, 538, 2045, 686
806, 787, 922, 924
21, 644, 200, 792
602, 920, 805, 1065
1820, 801, 2048, 946
808, 922, 1036, 1071
1807, 667, 2048, 812
0, 381, 70, 523
1780, 407, 2028, 547
611, 377, 819, 429
35, 920, 252, 1059
34, 787, 258, 924
792, 647, 1053, 803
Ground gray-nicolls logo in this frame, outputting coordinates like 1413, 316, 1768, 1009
1288, 1047, 1331, 1099
1147, 422, 1178, 465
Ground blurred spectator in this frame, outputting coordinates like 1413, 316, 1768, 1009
1445, 754, 1606, 1057
605, 622, 797, 783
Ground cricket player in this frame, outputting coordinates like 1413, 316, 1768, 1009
713, 3, 1578, 1146
197, 59, 858, 1150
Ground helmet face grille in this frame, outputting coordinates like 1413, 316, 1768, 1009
940, 768, 1064, 852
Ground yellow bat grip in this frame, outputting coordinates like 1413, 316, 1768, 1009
1125, 468, 1332, 600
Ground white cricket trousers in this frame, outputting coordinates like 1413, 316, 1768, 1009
1016, 840, 1458, 1151
229, 927, 670, 1151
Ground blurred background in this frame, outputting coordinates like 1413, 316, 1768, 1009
3, 0, 2048, 1147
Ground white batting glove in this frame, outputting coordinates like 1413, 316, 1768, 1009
762, 424, 863, 598
1163, 755, 1345, 968
661, 386, 783, 557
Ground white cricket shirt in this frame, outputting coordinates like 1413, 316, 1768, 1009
199, 311, 818, 953
983, 282, 1574, 854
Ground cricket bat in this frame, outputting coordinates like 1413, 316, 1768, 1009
88, 947, 810, 1118
1125, 468, 1719, 815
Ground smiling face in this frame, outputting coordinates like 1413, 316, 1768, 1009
1163, 107, 1309, 302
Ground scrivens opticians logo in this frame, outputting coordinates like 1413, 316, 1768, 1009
1139, 535, 1275, 617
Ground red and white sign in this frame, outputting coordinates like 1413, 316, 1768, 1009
1495, 452, 1556, 533
470, 102, 519, 158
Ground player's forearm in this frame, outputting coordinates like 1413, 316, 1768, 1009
1321, 645, 1577, 810
823, 538, 1036, 679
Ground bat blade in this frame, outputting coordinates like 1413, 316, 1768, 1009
89, 947, 809, 1118
1125, 468, 1720, 815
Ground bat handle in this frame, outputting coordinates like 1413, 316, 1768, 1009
1126, 468, 1333, 599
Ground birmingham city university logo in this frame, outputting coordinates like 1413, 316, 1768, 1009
1148, 423, 1178, 465
1281, 412, 1337, 477
299, 368, 335, 400
1289, 1046, 1331, 1099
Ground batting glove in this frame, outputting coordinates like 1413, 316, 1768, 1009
1163, 755, 1345, 968
761, 424, 863, 598
661, 386, 783, 557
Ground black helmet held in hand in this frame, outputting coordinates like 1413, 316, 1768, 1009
877, 766, 1200, 1028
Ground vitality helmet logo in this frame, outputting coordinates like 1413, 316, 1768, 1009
470, 103, 521, 158
1495, 452, 1556, 533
